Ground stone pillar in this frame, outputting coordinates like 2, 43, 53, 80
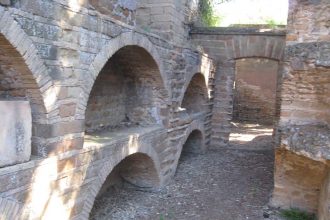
210, 61, 235, 146
136, 0, 196, 44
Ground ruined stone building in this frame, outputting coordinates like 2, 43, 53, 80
0, 0, 328, 219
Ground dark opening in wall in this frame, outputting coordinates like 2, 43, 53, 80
85, 45, 167, 134
0, 36, 26, 99
89, 153, 159, 219
182, 73, 208, 114
181, 130, 204, 157
233, 58, 278, 125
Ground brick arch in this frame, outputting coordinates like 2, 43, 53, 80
81, 144, 162, 218
180, 126, 205, 152
0, 8, 54, 119
229, 36, 285, 61
82, 31, 170, 112
210, 35, 285, 146
169, 121, 206, 173
180, 123, 205, 153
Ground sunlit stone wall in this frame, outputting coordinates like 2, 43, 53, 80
272, 0, 330, 216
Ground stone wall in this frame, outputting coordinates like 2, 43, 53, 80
272, 0, 330, 217
191, 28, 286, 146
0, 1, 214, 218
89, 0, 137, 25
233, 58, 278, 125
136, 0, 197, 44
272, 149, 328, 212
0, 0, 328, 219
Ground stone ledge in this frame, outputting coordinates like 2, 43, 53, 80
278, 124, 330, 161
190, 27, 286, 36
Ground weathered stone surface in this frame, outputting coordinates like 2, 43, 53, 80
318, 169, 330, 220
271, 149, 328, 212
273, 0, 330, 215
0, 0, 10, 6
0, 0, 327, 219
0, 100, 31, 167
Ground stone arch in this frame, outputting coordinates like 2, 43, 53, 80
210, 36, 285, 145
84, 47, 168, 133
181, 129, 204, 154
229, 36, 285, 62
228, 37, 285, 124
82, 146, 162, 218
0, 8, 54, 161
83, 31, 170, 110
181, 72, 209, 114
82, 32, 170, 134
0, 8, 53, 119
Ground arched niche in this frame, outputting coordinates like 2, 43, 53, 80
89, 152, 160, 219
85, 45, 168, 134
181, 73, 209, 114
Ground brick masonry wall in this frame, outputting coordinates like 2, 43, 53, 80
272, 0, 330, 216
136, 0, 196, 44
233, 58, 278, 125
0, 1, 215, 218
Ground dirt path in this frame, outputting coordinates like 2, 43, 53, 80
90, 123, 281, 220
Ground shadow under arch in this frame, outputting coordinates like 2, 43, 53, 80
89, 152, 160, 219
84, 44, 168, 132
180, 129, 204, 156
82, 146, 162, 218
83, 31, 170, 112
181, 72, 209, 114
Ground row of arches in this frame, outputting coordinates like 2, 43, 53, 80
0, 6, 212, 219
88, 129, 204, 219
0, 9, 209, 219
0, 8, 210, 164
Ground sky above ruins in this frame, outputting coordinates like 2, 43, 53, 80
215, 0, 289, 26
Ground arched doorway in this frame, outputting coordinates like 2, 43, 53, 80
233, 58, 279, 125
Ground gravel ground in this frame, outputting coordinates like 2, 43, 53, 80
90, 123, 284, 220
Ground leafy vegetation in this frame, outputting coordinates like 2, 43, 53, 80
198, 0, 230, 26
280, 208, 317, 220
264, 18, 285, 28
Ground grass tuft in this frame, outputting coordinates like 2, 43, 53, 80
280, 208, 316, 220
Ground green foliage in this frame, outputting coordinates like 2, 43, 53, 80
280, 208, 317, 220
264, 18, 284, 28
198, 0, 229, 26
